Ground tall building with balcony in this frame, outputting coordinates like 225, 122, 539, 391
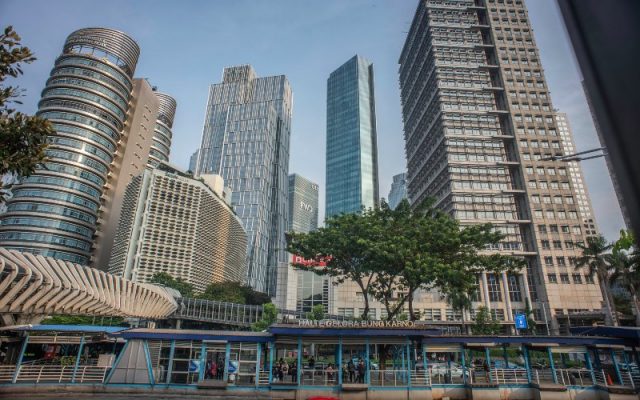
387, 172, 409, 209
108, 163, 247, 293
195, 65, 292, 295
398, 0, 604, 332
91, 78, 159, 270
147, 92, 176, 168
325, 55, 380, 218
0, 28, 141, 265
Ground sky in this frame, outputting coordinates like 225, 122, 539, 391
1, 0, 625, 241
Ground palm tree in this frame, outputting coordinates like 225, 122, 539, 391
608, 248, 640, 326
575, 235, 617, 326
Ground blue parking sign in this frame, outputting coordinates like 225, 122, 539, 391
515, 314, 528, 329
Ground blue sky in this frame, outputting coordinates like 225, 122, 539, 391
1, 0, 625, 240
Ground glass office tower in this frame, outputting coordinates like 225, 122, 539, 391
195, 65, 292, 295
325, 55, 379, 217
399, 0, 604, 332
0, 28, 140, 265
287, 174, 319, 234
387, 173, 408, 210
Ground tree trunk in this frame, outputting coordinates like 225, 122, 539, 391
408, 289, 417, 321
598, 274, 618, 326
356, 280, 370, 320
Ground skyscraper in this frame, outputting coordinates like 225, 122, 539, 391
147, 92, 176, 168
91, 78, 160, 270
108, 163, 247, 292
387, 173, 408, 210
399, 0, 604, 331
188, 149, 200, 174
287, 174, 319, 234
0, 28, 141, 265
555, 112, 598, 237
325, 55, 379, 218
195, 65, 292, 295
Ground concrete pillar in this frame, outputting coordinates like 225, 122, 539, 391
502, 272, 513, 321
481, 272, 491, 310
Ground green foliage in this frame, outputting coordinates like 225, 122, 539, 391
42, 314, 126, 326
150, 272, 195, 298
471, 306, 501, 335
252, 303, 278, 331
199, 281, 271, 305
288, 198, 523, 321
575, 235, 617, 325
1, 26, 54, 202
305, 304, 325, 321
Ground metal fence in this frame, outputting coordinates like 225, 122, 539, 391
13, 365, 109, 383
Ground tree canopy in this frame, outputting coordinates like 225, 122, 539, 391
150, 272, 195, 298
1, 26, 54, 202
200, 281, 271, 305
287, 199, 524, 321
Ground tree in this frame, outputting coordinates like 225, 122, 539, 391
150, 272, 195, 298
42, 314, 126, 326
608, 230, 640, 325
288, 199, 523, 321
1, 26, 54, 203
575, 235, 617, 326
306, 304, 325, 321
199, 281, 271, 305
287, 211, 380, 319
252, 303, 278, 331
471, 306, 502, 335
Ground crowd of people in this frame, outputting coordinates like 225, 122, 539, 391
271, 355, 368, 384
204, 358, 225, 380
273, 358, 298, 382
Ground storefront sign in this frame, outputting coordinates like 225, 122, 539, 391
298, 319, 415, 328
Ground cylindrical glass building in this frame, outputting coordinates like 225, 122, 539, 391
147, 92, 176, 167
0, 28, 140, 265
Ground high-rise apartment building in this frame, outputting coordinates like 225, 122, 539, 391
398, 0, 604, 331
0, 28, 141, 265
387, 173, 409, 210
195, 65, 292, 295
91, 79, 159, 270
325, 55, 380, 217
108, 163, 247, 293
147, 92, 176, 168
555, 112, 598, 237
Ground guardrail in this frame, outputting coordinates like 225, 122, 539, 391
491, 368, 529, 384
369, 369, 409, 387
301, 369, 338, 386
14, 365, 109, 383
0, 365, 16, 383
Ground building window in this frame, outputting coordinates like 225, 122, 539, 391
487, 273, 502, 302
548, 274, 558, 283
560, 274, 570, 284
585, 274, 595, 284
544, 256, 553, 266
572, 274, 582, 284
507, 274, 522, 302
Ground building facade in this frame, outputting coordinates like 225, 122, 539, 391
91, 79, 159, 270
188, 149, 200, 174
287, 174, 319, 234
555, 112, 598, 237
397, 0, 604, 332
108, 163, 247, 293
325, 55, 380, 218
195, 65, 292, 295
388, 172, 409, 209
0, 28, 141, 265
147, 92, 176, 168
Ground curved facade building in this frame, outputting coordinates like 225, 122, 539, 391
0, 28, 140, 265
147, 92, 176, 167
108, 163, 248, 293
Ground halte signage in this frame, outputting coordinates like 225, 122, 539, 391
298, 319, 415, 328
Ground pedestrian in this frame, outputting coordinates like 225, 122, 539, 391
348, 360, 355, 382
291, 362, 297, 382
309, 355, 315, 368
357, 359, 365, 383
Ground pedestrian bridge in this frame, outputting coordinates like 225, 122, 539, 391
0, 249, 178, 326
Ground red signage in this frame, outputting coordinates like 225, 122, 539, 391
291, 254, 328, 267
